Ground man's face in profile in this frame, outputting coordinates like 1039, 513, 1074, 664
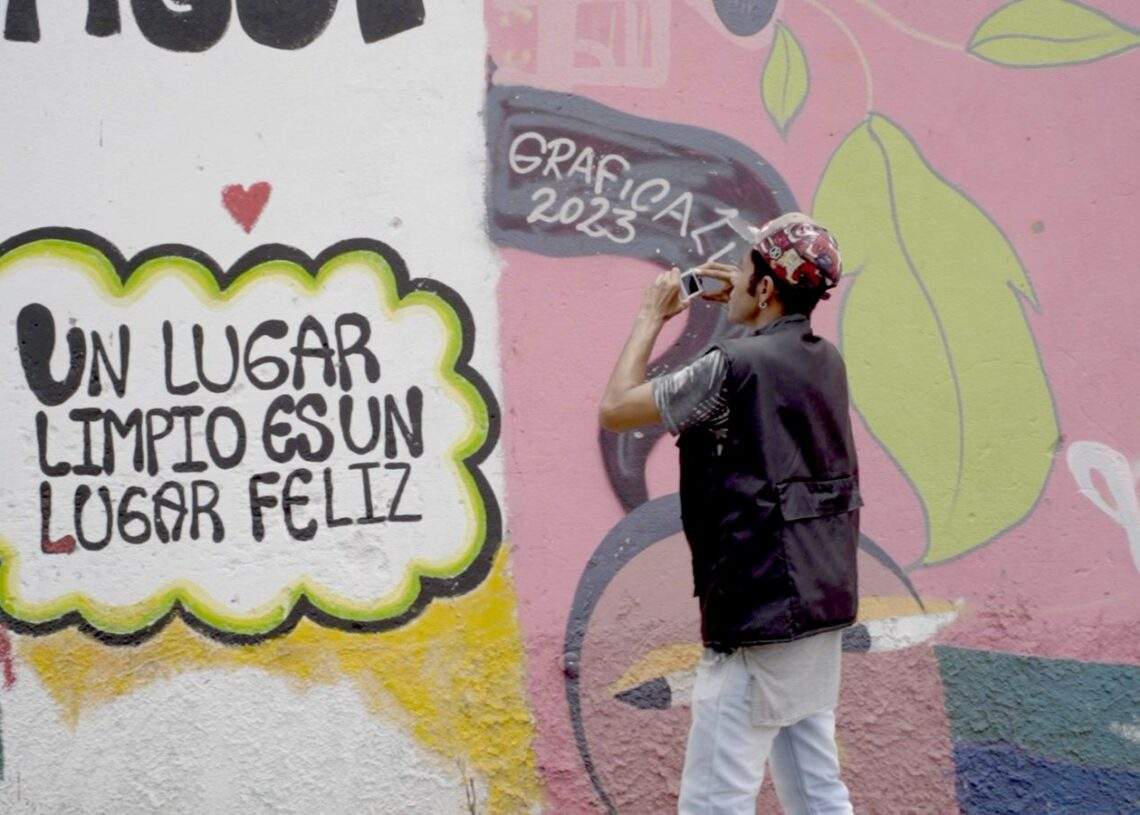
726, 251, 758, 325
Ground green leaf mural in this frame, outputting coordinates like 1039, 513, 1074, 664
969, 0, 1140, 66
813, 115, 1057, 565
762, 23, 810, 138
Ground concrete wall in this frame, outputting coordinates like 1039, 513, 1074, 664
1, 1, 1138, 812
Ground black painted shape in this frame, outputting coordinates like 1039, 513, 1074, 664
486, 84, 796, 510
131, 0, 231, 53
4, 0, 39, 42
237, 0, 338, 50
356, 0, 424, 44
0, 227, 502, 648
615, 677, 671, 711
486, 84, 793, 270
16, 303, 86, 407
842, 624, 871, 653
86, 0, 122, 37
713, 0, 779, 37
859, 533, 923, 609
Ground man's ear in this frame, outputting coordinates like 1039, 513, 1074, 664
757, 275, 774, 304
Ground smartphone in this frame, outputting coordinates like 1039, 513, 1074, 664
679, 268, 704, 301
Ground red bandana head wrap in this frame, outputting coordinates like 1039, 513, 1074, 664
751, 212, 843, 299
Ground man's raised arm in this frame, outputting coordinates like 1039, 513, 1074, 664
598, 268, 687, 432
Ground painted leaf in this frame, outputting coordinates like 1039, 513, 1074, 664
813, 114, 1057, 565
762, 23, 809, 138
969, 0, 1140, 66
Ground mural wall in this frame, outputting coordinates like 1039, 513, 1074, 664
1, 0, 1137, 812
0, 2, 540, 812
487, 0, 1139, 812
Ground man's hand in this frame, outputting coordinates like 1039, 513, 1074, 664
695, 261, 737, 304
639, 267, 689, 324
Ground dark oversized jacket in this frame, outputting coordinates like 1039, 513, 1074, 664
677, 314, 861, 651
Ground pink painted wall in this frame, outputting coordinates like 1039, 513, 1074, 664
487, 1, 1140, 811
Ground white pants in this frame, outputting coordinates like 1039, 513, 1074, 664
678, 650, 854, 814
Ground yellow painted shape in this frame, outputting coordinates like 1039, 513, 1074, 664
607, 595, 961, 694
20, 547, 542, 813
814, 114, 1057, 565
856, 595, 958, 621
607, 643, 703, 696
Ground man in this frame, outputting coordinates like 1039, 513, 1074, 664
599, 212, 859, 814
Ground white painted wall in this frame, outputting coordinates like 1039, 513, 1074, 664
0, 2, 508, 811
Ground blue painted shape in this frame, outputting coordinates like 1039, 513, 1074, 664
936, 645, 1140, 770
954, 741, 1140, 815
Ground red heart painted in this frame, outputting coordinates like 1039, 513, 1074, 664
221, 181, 272, 233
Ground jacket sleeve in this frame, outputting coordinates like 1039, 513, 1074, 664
650, 348, 728, 435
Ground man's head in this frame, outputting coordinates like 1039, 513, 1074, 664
724, 212, 842, 326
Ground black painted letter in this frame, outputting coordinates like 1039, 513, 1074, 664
131, 0, 231, 53
357, 0, 423, 44
17, 304, 86, 407
237, 0, 337, 49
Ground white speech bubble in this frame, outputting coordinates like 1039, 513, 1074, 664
0, 232, 499, 638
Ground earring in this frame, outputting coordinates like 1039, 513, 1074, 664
760, 301, 768, 310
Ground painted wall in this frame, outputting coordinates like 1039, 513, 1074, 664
0, 1, 1137, 813
486, 0, 1139, 812
0, 2, 539, 812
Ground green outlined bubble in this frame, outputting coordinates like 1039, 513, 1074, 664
0, 230, 501, 643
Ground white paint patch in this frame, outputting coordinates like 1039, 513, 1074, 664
862, 610, 960, 653
664, 667, 696, 708
160, 0, 193, 14
1109, 720, 1140, 746
1066, 441, 1140, 572
0, 668, 481, 813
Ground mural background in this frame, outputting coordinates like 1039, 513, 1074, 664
0, 2, 541, 812
0, 0, 1137, 812
488, 0, 1139, 812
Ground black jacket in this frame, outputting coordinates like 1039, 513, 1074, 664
677, 315, 861, 651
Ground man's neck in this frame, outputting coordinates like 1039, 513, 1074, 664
746, 305, 787, 332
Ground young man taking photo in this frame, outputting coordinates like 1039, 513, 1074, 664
599, 213, 859, 814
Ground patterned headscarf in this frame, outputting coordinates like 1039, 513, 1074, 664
752, 212, 843, 299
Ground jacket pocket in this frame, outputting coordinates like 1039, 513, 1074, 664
776, 475, 862, 521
